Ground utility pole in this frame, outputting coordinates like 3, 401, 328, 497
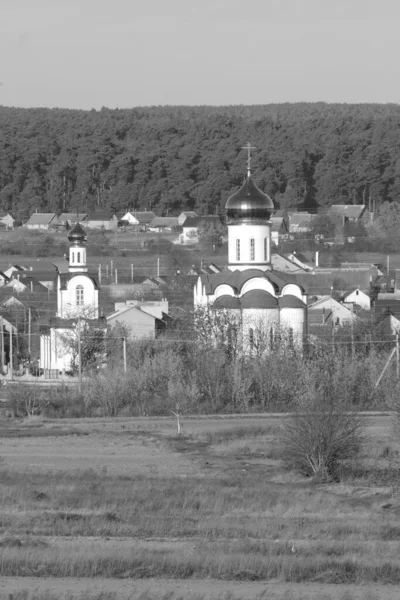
123, 337, 127, 374
115, 269, 118, 285
397, 333, 400, 380
77, 316, 82, 394
9, 328, 13, 381
98, 264, 102, 285
157, 257, 160, 277
28, 308, 31, 360
0, 317, 3, 374
131, 264, 133, 283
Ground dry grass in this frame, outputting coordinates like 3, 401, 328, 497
0, 416, 399, 597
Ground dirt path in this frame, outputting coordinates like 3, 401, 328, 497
0, 576, 397, 599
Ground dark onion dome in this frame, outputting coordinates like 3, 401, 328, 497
278, 295, 306, 309
68, 222, 87, 244
212, 295, 241, 309
225, 173, 274, 223
241, 290, 278, 309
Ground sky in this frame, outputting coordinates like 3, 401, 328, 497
1, 0, 400, 110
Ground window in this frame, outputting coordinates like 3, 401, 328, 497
250, 238, 255, 261
77, 252, 81, 263
71, 252, 74, 264
264, 237, 267, 261
249, 328, 254, 350
236, 239, 240, 261
76, 285, 84, 306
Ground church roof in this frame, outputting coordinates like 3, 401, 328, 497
59, 272, 99, 291
278, 295, 306, 309
199, 269, 299, 296
68, 222, 87, 244
225, 173, 274, 219
241, 290, 279, 309
212, 295, 241, 309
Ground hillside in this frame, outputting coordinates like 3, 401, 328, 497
1, 103, 400, 219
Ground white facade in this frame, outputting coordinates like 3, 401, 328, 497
121, 212, 140, 225
57, 274, 99, 319
344, 289, 371, 311
228, 223, 271, 271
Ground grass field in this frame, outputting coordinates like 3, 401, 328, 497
0, 415, 399, 599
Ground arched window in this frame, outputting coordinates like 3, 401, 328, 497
236, 239, 240, 261
250, 238, 255, 261
76, 285, 84, 306
77, 252, 81, 263
249, 328, 254, 350
71, 252, 74, 264
264, 238, 267, 261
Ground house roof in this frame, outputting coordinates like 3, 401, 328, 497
375, 299, 400, 319
26, 213, 57, 225
329, 205, 366, 219
289, 213, 314, 226
149, 217, 179, 228
86, 213, 116, 221
183, 217, 200, 228
133, 211, 156, 224
18, 260, 59, 273
271, 218, 284, 231
180, 211, 198, 218
0, 212, 13, 220
59, 213, 87, 222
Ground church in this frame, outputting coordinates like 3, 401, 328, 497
194, 146, 308, 352
40, 223, 101, 373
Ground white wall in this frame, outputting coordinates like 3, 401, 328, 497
228, 223, 271, 271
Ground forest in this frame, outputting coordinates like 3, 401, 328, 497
1, 102, 400, 219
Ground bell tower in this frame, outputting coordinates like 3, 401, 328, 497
68, 223, 88, 273
225, 144, 274, 271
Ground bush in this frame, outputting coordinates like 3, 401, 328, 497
280, 369, 365, 482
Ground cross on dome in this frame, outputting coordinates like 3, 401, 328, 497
242, 142, 256, 176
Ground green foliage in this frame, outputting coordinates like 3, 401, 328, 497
3, 104, 400, 219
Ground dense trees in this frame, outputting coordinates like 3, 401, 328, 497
1, 103, 400, 219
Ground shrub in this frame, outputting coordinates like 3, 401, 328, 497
280, 371, 365, 482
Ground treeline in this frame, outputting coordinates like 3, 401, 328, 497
1, 103, 400, 219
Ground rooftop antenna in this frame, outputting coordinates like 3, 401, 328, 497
242, 142, 256, 177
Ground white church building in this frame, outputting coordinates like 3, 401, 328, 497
194, 146, 308, 353
40, 223, 101, 373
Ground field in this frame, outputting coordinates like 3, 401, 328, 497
0, 414, 399, 599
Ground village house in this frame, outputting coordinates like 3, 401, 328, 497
107, 299, 170, 340
288, 212, 314, 233
85, 213, 118, 230
178, 211, 198, 226
147, 217, 179, 232
342, 288, 371, 311
25, 213, 59, 230
0, 213, 15, 229
328, 205, 371, 225
270, 210, 289, 245
308, 296, 357, 326
58, 213, 88, 228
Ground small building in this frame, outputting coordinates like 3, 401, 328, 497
26, 213, 59, 230
288, 212, 314, 233
107, 303, 167, 340
58, 213, 88, 228
342, 288, 371, 311
270, 210, 289, 245
0, 213, 15, 229
148, 217, 179, 232
178, 211, 198, 226
271, 253, 310, 273
328, 205, 370, 224
308, 296, 357, 326
179, 217, 200, 244
86, 213, 118, 230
